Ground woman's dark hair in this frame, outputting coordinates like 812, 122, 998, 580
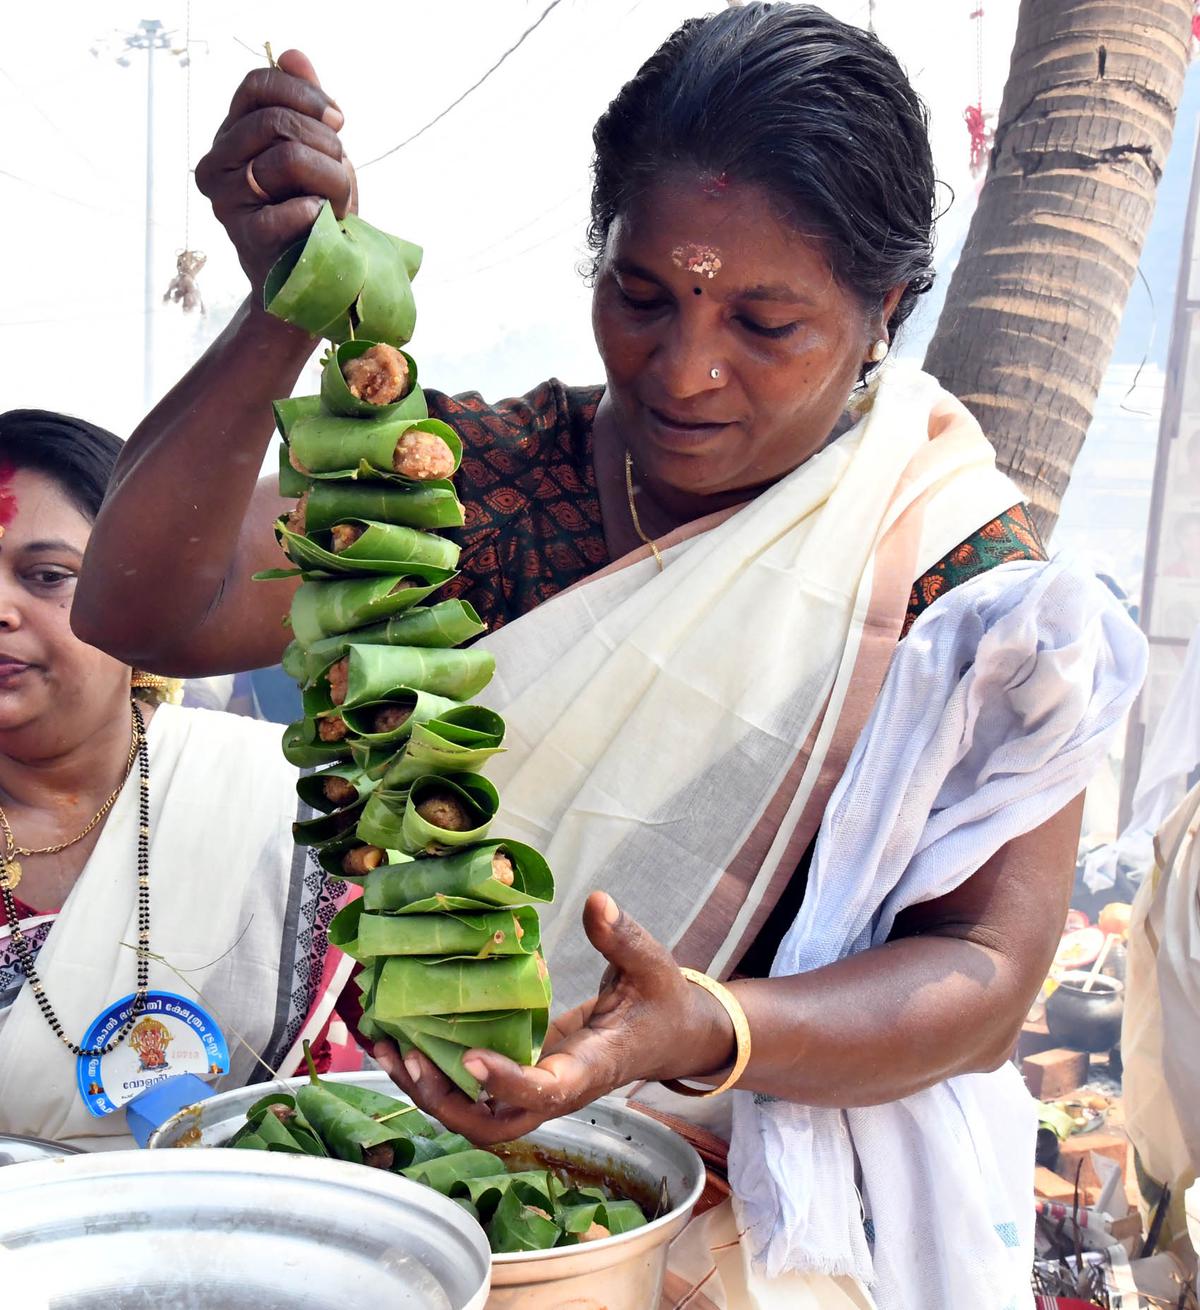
588, 2, 937, 337
0, 409, 121, 521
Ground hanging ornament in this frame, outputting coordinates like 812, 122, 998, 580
964, 5, 995, 176
163, 249, 207, 314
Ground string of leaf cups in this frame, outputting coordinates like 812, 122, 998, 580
257, 202, 554, 1099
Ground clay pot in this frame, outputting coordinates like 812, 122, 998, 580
1045, 971, 1124, 1053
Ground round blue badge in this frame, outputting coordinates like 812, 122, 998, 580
75, 990, 230, 1119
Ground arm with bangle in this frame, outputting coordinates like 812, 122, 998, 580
374, 793, 1079, 1144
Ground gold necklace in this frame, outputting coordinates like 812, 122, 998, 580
0, 706, 141, 893
624, 450, 664, 574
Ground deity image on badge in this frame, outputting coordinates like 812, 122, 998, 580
129, 1017, 173, 1072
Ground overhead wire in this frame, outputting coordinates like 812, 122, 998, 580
358, 0, 568, 169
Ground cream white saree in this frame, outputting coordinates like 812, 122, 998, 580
472, 365, 1146, 1307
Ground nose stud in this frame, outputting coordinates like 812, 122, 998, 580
710, 367, 721, 381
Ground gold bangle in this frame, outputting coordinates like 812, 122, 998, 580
660, 967, 752, 1099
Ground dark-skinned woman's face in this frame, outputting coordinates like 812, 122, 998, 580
592, 174, 887, 501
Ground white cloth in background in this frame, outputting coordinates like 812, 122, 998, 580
1122, 782, 1200, 1258
1082, 621, 1200, 892
729, 557, 1147, 1309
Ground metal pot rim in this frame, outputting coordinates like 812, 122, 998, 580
1053, 970, 1124, 996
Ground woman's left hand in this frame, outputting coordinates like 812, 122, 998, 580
373, 891, 735, 1146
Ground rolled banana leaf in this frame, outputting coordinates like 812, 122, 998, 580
290, 415, 462, 484
451, 1171, 559, 1221
333, 900, 540, 961
243, 1099, 327, 1158
295, 1082, 434, 1170
363, 841, 552, 914
290, 572, 455, 645
319, 1079, 436, 1137
371, 952, 551, 1021
400, 1149, 506, 1195
263, 200, 366, 336
278, 443, 311, 500
355, 773, 500, 854
275, 517, 462, 578
343, 214, 421, 281
293, 796, 365, 848
327, 644, 495, 707
273, 394, 324, 441
557, 1198, 647, 1238
303, 681, 460, 746
338, 214, 420, 345
282, 601, 485, 686
487, 1184, 563, 1253
295, 758, 387, 815
282, 717, 352, 768
301, 480, 464, 533
378, 1007, 549, 1098
381, 707, 506, 787
341, 693, 462, 749
314, 832, 389, 879
320, 341, 421, 420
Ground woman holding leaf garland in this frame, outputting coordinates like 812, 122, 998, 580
0, 411, 355, 1151
76, 6, 1146, 1307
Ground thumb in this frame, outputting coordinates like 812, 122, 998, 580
276, 48, 325, 90
582, 892, 675, 990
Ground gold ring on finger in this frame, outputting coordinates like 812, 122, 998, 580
245, 159, 271, 203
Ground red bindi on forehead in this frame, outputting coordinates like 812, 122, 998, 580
0, 460, 17, 538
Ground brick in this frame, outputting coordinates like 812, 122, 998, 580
1017, 1015, 1058, 1061
1055, 1130, 1129, 1192
1022, 1048, 1089, 1099
1035, 1165, 1097, 1207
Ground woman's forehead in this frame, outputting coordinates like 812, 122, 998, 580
0, 464, 90, 547
611, 174, 835, 291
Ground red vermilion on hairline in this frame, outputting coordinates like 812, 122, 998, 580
0, 460, 17, 530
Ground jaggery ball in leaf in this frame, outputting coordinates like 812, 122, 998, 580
415, 788, 475, 832
393, 430, 455, 481
341, 343, 411, 406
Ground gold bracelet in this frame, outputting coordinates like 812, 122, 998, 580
660, 967, 752, 1099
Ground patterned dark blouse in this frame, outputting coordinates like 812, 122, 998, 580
427, 379, 1046, 634
424, 380, 1047, 974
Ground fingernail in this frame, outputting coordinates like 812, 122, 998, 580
322, 105, 344, 131
463, 1058, 488, 1082
603, 895, 620, 925
403, 1053, 422, 1083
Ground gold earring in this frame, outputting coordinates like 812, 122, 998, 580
868, 339, 889, 364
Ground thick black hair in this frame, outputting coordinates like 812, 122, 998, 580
0, 409, 122, 521
588, 2, 937, 337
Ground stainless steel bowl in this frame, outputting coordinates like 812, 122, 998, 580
0, 1147, 491, 1310
151, 1071, 706, 1310
0, 1132, 81, 1168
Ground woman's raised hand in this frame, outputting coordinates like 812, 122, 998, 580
373, 892, 736, 1147
195, 49, 356, 294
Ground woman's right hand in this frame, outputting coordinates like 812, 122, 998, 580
195, 49, 356, 295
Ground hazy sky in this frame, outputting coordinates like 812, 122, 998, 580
0, 0, 1191, 607
1, 0, 1021, 433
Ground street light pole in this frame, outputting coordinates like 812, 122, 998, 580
142, 21, 158, 409
109, 18, 173, 408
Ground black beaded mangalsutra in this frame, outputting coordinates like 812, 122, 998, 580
0, 698, 151, 1057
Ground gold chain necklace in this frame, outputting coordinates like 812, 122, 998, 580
0, 706, 141, 893
624, 450, 664, 574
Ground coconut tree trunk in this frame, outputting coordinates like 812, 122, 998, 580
924, 0, 1192, 538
